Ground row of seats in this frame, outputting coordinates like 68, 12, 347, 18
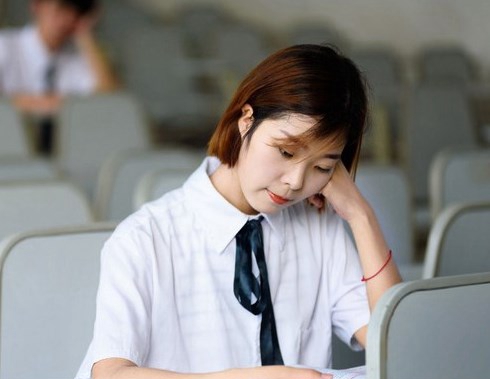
1, 86, 486, 201
94, 147, 205, 220
0, 148, 204, 238
94, 2, 485, 82
93, 2, 490, 161
0, 93, 151, 198
3, 0, 482, 83
1, 92, 489, 260
1, 99, 489, 375
5, 2, 488, 154
1, 219, 489, 378
95, 20, 490, 160
2, 1, 489, 214
0, 140, 488, 271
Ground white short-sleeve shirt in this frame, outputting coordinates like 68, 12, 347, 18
0, 26, 95, 96
76, 157, 369, 378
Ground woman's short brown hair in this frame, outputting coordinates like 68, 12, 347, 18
208, 44, 368, 174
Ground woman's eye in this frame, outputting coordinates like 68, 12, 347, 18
279, 148, 294, 158
316, 166, 332, 174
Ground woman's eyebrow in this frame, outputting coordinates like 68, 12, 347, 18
278, 129, 342, 159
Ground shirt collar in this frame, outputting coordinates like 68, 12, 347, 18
21, 25, 53, 78
21, 25, 54, 87
183, 157, 286, 254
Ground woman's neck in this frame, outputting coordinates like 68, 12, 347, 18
210, 164, 257, 215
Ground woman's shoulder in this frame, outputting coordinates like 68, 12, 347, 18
110, 187, 191, 244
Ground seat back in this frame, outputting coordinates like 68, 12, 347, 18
133, 166, 197, 210
288, 24, 347, 49
0, 157, 59, 182
351, 47, 402, 88
2, 0, 30, 26
419, 46, 476, 84
404, 85, 477, 203
122, 25, 187, 121
423, 201, 490, 278
0, 180, 93, 240
429, 147, 490, 220
177, 4, 229, 57
367, 272, 490, 379
95, 0, 157, 67
56, 93, 150, 198
214, 24, 270, 77
356, 165, 414, 264
121, 24, 221, 139
0, 100, 29, 157
95, 148, 204, 221
0, 224, 115, 379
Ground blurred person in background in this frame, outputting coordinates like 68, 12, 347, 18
0, 0, 119, 154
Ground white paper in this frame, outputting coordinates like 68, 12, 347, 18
293, 364, 366, 379
320, 365, 366, 379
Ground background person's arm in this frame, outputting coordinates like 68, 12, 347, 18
74, 11, 119, 93
12, 93, 62, 115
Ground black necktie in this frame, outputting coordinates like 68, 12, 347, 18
45, 61, 56, 93
233, 216, 284, 365
38, 60, 56, 155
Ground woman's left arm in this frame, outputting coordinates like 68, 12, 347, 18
318, 162, 402, 346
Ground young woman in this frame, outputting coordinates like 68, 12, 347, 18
77, 44, 401, 379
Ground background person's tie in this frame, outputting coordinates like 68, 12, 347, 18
45, 60, 56, 93
38, 60, 56, 155
233, 216, 284, 365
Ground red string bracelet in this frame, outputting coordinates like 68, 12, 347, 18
361, 250, 392, 282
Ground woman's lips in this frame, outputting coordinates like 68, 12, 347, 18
267, 190, 290, 205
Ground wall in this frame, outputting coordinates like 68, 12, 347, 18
130, 0, 490, 80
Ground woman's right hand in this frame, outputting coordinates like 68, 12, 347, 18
222, 366, 332, 379
92, 358, 332, 379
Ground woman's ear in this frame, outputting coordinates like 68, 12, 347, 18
238, 104, 254, 138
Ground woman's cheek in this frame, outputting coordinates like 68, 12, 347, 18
304, 176, 330, 198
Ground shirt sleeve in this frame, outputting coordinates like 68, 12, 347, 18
327, 213, 370, 351
58, 52, 96, 95
0, 34, 7, 93
75, 223, 155, 379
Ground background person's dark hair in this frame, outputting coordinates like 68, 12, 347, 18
208, 44, 368, 175
45, 0, 99, 15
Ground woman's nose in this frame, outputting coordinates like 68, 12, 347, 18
282, 164, 306, 191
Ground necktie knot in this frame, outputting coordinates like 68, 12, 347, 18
234, 216, 266, 315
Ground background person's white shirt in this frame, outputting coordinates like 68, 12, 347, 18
0, 26, 95, 95
76, 157, 369, 379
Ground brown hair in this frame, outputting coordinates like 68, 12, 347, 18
208, 44, 368, 174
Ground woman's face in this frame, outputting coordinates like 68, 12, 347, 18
234, 109, 345, 214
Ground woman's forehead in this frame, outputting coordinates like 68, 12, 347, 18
271, 113, 318, 132
265, 114, 346, 153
